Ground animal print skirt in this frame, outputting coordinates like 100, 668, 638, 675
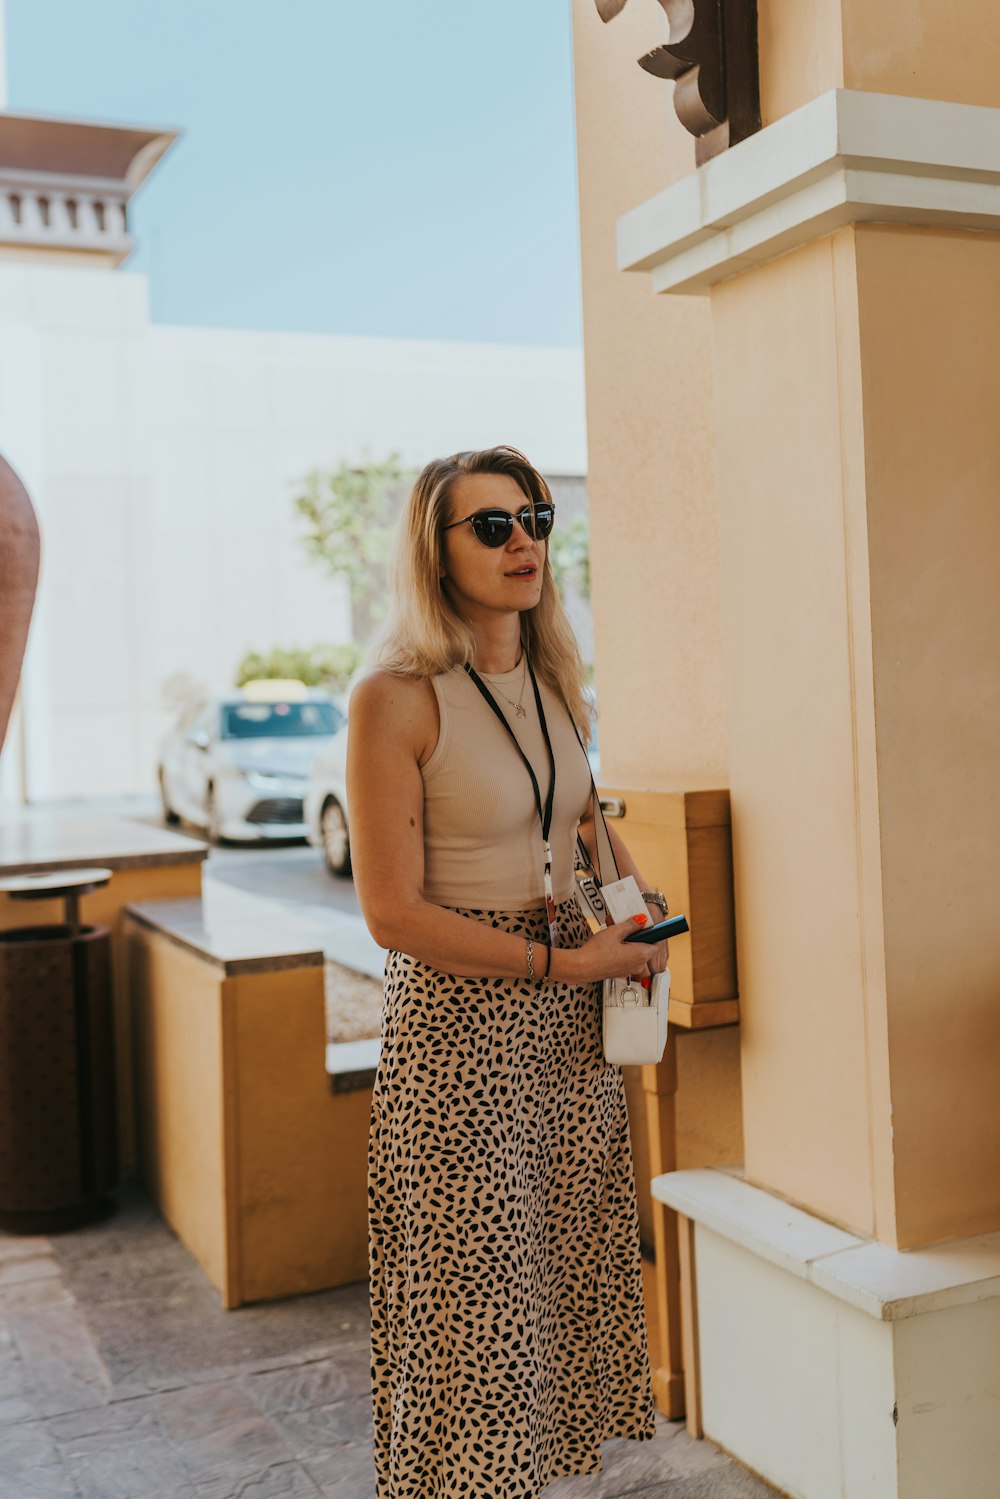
367, 896, 657, 1498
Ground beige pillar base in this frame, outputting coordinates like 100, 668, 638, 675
656, 1169, 1000, 1499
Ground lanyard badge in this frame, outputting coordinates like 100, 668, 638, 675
464, 655, 561, 948
542, 839, 559, 948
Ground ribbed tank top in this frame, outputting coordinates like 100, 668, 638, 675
421, 663, 594, 911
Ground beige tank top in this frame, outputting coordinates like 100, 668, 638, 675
420, 663, 593, 910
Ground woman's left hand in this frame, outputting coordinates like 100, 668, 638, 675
644, 938, 669, 975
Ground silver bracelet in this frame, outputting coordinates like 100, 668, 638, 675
525, 938, 535, 982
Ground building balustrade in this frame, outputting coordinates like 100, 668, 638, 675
0, 111, 177, 267
0, 170, 131, 258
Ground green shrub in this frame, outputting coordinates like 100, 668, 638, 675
235, 642, 363, 695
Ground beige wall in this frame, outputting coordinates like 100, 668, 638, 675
570, 0, 729, 788
709, 230, 895, 1242
759, 0, 1000, 125
842, 1, 1000, 109
854, 224, 1000, 1245
759, 0, 844, 124
571, 1, 744, 1254
682, 210, 1000, 1251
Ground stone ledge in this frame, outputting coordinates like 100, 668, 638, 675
326, 1037, 380, 1094
124, 895, 325, 976
0, 813, 208, 877
653, 1167, 1000, 1322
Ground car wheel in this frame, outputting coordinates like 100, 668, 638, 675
159, 770, 180, 824
205, 784, 223, 844
321, 797, 352, 877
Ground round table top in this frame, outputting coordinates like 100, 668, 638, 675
0, 866, 114, 899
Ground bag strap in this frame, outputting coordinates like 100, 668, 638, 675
568, 717, 621, 890
588, 782, 620, 889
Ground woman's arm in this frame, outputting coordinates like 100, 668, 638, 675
346, 672, 653, 985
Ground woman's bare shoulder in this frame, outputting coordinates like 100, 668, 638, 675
350, 667, 435, 712
349, 669, 438, 762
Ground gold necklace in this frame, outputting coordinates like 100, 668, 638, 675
481, 650, 528, 719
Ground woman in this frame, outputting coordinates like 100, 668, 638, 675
347, 444, 670, 1497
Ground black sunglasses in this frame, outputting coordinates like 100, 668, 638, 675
441, 501, 556, 549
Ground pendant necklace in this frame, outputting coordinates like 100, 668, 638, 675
480, 649, 528, 719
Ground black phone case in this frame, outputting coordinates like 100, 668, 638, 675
623, 914, 690, 945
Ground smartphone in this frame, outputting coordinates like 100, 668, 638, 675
623, 914, 690, 945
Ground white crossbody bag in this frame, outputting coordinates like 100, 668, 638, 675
573, 782, 670, 1067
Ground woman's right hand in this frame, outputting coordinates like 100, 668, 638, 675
567, 917, 663, 983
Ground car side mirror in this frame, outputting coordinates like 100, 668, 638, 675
188, 729, 210, 750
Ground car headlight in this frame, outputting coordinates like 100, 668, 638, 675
243, 771, 307, 791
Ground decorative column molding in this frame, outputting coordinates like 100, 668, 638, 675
617, 87, 1000, 295
596, 0, 760, 164
0, 112, 178, 266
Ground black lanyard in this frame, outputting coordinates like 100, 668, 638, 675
464, 652, 561, 944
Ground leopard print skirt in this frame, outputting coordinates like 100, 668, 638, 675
367, 896, 657, 1497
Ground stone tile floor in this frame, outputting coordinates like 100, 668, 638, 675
0, 1178, 780, 1498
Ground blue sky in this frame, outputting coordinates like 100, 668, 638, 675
7, 0, 583, 346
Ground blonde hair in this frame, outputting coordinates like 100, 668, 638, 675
373, 444, 593, 736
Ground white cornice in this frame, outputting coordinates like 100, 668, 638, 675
618, 88, 1000, 295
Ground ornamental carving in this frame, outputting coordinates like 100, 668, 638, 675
596, 0, 760, 165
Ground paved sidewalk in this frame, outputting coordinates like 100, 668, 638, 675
0, 1179, 779, 1499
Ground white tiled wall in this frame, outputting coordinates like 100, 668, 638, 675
692, 1217, 1000, 1499
894, 1296, 1000, 1499
695, 1223, 898, 1499
0, 261, 586, 800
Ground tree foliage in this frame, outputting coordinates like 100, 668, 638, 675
292, 451, 414, 644
235, 642, 363, 695
548, 511, 591, 601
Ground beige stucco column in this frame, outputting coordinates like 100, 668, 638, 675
612, 14, 1000, 1258
708, 213, 1000, 1252
578, 3, 1000, 1491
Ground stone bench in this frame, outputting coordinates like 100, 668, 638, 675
327, 1036, 380, 1094
123, 888, 377, 1309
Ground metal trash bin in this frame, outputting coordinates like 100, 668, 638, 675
0, 868, 119, 1232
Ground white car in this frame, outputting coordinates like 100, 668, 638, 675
158, 682, 346, 843
303, 721, 351, 876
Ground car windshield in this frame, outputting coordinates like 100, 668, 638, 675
220, 701, 344, 739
